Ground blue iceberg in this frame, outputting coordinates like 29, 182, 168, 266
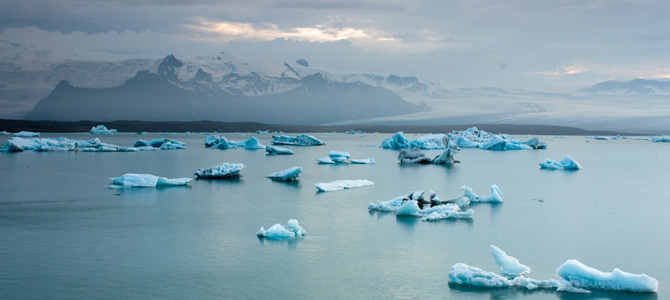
109, 173, 192, 188
205, 135, 265, 150
266, 166, 303, 181
266, 145, 294, 155
380, 132, 448, 150
257, 219, 305, 239
195, 163, 245, 179
90, 125, 117, 134
271, 134, 324, 146
540, 155, 582, 170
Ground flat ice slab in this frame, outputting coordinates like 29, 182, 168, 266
315, 179, 374, 192
266, 145, 294, 155
109, 173, 192, 187
272, 134, 324, 146
12, 131, 40, 137
195, 163, 245, 179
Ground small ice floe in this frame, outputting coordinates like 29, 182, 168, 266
205, 135, 265, 150
0, 131, 10, 135
256, 130, 269, 134
369, 190, 474, 221
459, 185, 504, 206
345, 130, 365, 134
539, 155, 582, 170
317, 157, 336, 164
257, 219, 305, 239
271, 134, 324, 146
134, 138, 186, 150
448, 245, 658, 294
108, 173, 192, 188
266, 145, 294, 155
266, 166, 302, 181
350, 158, 376, 164
380, 132, 448, 150
89, 125, 118, 134
195, 163, 245, 179
315, 179, 374, 192
398, 141, 459, 165
13, 131, 40, 137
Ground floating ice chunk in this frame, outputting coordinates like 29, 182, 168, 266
480, 136, 532, 150
490, 245, 531, 278
351, 158, 376, 164
397, 142, 459, 165
242, 136, 265, 149
455, 135, 481, 148
556, 259, 658, 293
315, 179, 374, 192
0, 131, 10, 135
317, 157, 336, 164
205, 135, 265, 149
89, 125, 117, 134
257, 219, 305, 238
272, 134, 324, 146
395, 200, 421, 216
540, 155, 582, 170
109, 173, 192, 187
651, 136, 670, 143
266, 145, 294, 155
448, 127, 546, 151
195, 163, 245, 179
13, 131, 39, 137
134, 138, 186, 150
266, 166, 302, 181
369, 190, 473, 220
329, 150, 350, 159
449, 263, 516, 288
461, 185, 504, 203
380, 132, 448, 150
256, 130, 269, 134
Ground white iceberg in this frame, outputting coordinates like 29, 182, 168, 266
540, 155, 582, 170
266, 166, 302, 181
205, 135, 265, 150
350, 158, 376, 164
266, 145, 294, 155
315, 179, 374, 192
272, 134, 324, 146
195, 163, 245, 179
109, 173, 192, 188
89, 125, 118, 134
0, 137, 146, 152
490, 245, 531, 278
556, 259, 658, 293
257, 219, 305, 239
369, 190, 474, 220
460, 185, 504, 204
448, 127, 547, 150
134, 138, 186, 150
316, 157, 336, 164
380, 132, 448, 150
13, 131, 40, 137
256, 130, 269, 134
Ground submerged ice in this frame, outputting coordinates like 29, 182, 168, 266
109, 173, 192, 188
257, 219, 305, 239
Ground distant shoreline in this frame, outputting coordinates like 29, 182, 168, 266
0, 119, 630, 136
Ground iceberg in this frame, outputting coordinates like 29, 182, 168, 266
265, 145, 294, 155
13, 131, 40, 137
448, 127, 547, 150
317, 157, 336, 164
256, 130, 269, 134
1, 131, 11, 135
0, 137, 150, 152
368, 190, 474, 220
328, 150, 350, 163
109, 173, 192, 188
271, 134, 324, 146
205, 135, 265, 150
460, 185, 504, 204
89, 125, 118, 134
380, 132, 448, 150
195, 163, 245, 179
490, 245, 531, 278
257, 219, 305, 239
651, 136, 670, 143
266, 166, 303, 181
134, 138, 186, 150
397, 140, 460, 164
540, 155, 582, 170
556, 259, 658, 293
315, 179, 374, 192
350, 158, 376, 164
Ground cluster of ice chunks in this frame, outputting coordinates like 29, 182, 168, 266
380, 129, 546, 151
205, 135, 265, 150
397, 142, 459, 165
271, 134, 324, 146
449, 245, 658, 294
0, 137, 186, 152
317, 150, 375, 164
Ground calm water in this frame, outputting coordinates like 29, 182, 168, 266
0, 132, 667, 300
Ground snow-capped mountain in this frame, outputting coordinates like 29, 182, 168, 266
580, 78, 670, 95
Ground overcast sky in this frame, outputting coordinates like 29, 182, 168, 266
1, 0, 669, 89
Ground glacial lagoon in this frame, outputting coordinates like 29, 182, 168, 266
0, 132, 667, 299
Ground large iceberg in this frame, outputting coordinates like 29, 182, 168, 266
0, 137, 139, 152
397, 141, 459, 165
448, 127, 547, 151
540, 155, 582, 170
449, 245, 658, 294
266, 166, 303, 181
315, 179, 374, 192
195, 163, 245, 179
460, 185, 504, 205
205, 135, 265, 150
265, 145, 294, 155
272, 134, 324, 146
89, 125, 118, 134
134, 138, 186, 150
380, 132, 448, 150
257, 219, 305, 239
13, 131, 40, 137
368, 190, 474, 221
109, 173, 192, 188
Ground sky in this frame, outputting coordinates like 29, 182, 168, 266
1, 0, 670, 89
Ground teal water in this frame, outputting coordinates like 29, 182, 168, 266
0, 133, 667, 300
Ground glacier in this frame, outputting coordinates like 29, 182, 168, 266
315, 179, 374, 192
539, 155, 582, 170
109, 173, 192, 188
266, 166, 303, 181
271, 134, 324, 146
265, 145, 294, 155
257, 219, 305, 239
448, 245, 658, 293
194, 163, 245, 179
89, 125, 117, 134
205, 135, 265, 150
